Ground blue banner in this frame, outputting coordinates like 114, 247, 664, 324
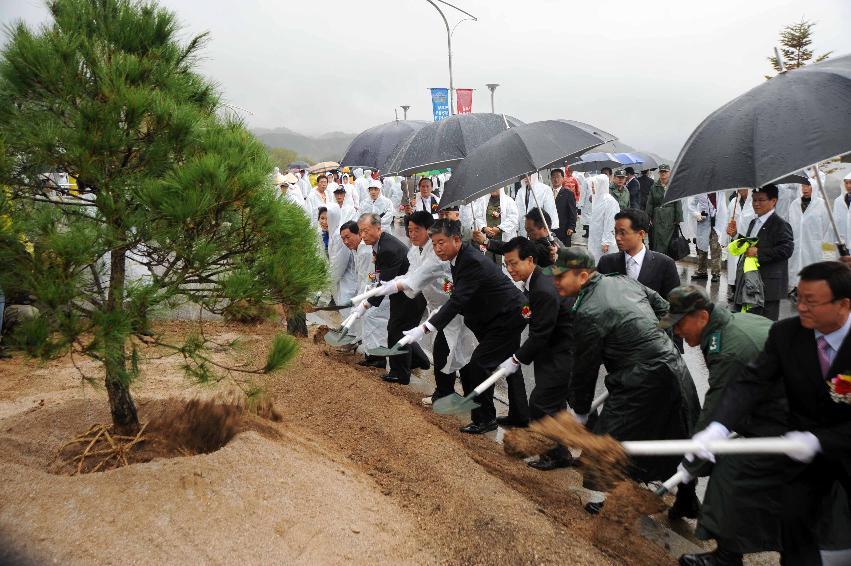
430, 88, 449, 122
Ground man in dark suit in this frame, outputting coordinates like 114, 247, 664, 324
401, 219, 527, 434
550, 168, 578, 246
625, 167, 642, 210
729, 184, 794, 321
498, 236, 576, 470
355, 213, 429, 382
597, 208, 683, 352
690, 261, 851, 566
638, 169, 655, 211
473, 208, 561, 267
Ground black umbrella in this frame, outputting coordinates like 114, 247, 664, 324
666, 54, 851, 203
439, 120, 607, 208
382, 113, 525, 176
557, 119, 618, 143
339, 120, 429, 171
287, 161, 310, 170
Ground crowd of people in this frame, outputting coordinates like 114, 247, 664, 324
273, 163, 851, 566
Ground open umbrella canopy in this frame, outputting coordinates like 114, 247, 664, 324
308, 161, 340, 174
556, 119, 618, 144
665, 53, 851, 203
569, 140, 638, 171
382, 113, 524, 176
439, 120, 607, 208
339, 120, 429, 170
287, 160, 310, 170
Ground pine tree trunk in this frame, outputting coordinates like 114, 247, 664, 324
286, 310, 308, 337
105, 245, 139, 433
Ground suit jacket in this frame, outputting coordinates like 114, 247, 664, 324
553, 188, 578, 243
626, 177, 641, 210
368, 231, 410, 307
713, 316, 851, 465
597, 248, 681, 299
638, 175, 654, 210
515, 268, 574, 385
737, 212, 794, 302
430, 243, 524, 337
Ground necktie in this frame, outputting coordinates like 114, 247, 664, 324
746, 218, 758, 237
627, 256, 640, 280
817, 335, 832, 378
708, 193, 716, 208
845, 193, 851, 208
423, 198, 428, 212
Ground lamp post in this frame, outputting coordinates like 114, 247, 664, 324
423, 0, 476, 115
485, 83, 499, 113
401, 105, 411, 120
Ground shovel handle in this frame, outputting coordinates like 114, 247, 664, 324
622, 437, 807, 457
590, 391, 609, 412
349, 285, 384, 306
338, 311, 359, 331
654, 470, 689, 496
472, 368, 510, 397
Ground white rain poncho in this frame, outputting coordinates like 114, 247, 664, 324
587, 178, 618, 262
726, 191, 755, 282
354, 168, 372, 204
330, 234, 373, 310
686, 194, 716, 252
400, 240, 477, 373
359, 250, 389, 354
831, 172, 851, 245
579, 175, 594, 228
788, 193, 833, 287
383, 176, 404, 221
295, 170, 311, 199
359, 181, 394, 231
515, 173, 559, 236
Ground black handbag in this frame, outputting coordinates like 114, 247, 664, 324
667, 226, 690, 261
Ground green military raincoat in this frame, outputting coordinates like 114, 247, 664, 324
610, 183, 629, 210
645, 181, 683, 254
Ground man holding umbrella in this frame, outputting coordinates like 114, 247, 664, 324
646, 164, 684, 258
400, 219, 528, 434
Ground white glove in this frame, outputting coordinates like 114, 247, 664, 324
573, 412, 589, 425
352, 301, 370, 319
676, 462, 693, 484
686, 421, 730, 463
783, 431, 821, 463
401, 324, 428, 344
498, 356, 521, 375
375, 281, 399, 296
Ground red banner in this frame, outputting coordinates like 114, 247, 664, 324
456, 88, 473, 114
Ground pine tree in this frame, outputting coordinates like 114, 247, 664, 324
0, 0, 327, 432
767, 19, 832, 74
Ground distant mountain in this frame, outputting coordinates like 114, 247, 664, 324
251, 126, 356, 163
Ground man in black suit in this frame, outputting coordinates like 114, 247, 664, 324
355, 213, 429, 382
638, 169, 655, 211
597, 208, 683, 352
690, 261, 851, 566
550, 168, 578, 246
729, 184, 794, 321
473, 208, 561, 267
625, 167, 642, 210
401, 219, 527, 434
498, 237, 576, 470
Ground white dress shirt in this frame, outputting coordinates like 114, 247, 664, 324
814, 313, 851, 367
746, 208, 775, 236
625, 245, 646, 280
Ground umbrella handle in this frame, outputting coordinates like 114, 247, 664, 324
527, 175, 554, 241
472, 368, 510, 396
810, 165, 848, 256
622, 437, 807, 457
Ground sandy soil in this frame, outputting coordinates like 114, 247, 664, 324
0, 321, 677, 565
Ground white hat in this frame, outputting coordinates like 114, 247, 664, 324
368, 179, 383, 190
274, 172, 286, 184
282, 172, 298, 185
844, 171, 851, 181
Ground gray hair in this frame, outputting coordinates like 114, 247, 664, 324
428, 218, 462, 239
358, 212, 381, 227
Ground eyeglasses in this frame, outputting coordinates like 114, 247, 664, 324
791, 293, 839, 309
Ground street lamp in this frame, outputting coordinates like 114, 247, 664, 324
424, 0, 476, 115
401, 105, 411, 120
485, 83, 499, 113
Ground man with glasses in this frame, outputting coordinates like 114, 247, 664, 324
730, 185, 794, 321
686, 261, 851, 565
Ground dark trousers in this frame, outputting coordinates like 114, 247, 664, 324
529, 374, 570, 458
506, 368, 530, 422
752, 300, 780, 321
432, 328, 457, 398
460, 319, 524, 424
779, 456, 851, 566
387, 293, 429, 381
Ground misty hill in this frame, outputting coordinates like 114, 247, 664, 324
252, 126, 356, 162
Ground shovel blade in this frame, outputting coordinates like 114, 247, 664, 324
432, 393, 481, 415
324, 329, 357, 346
366, 344, 408, 357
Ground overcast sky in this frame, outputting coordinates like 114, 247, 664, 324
4, 0, 851, 158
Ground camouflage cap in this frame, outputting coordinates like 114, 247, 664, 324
613, 168, 627, 177
541, 246, 596, 275
658, 285, 712, 329
658, 164, 672, 172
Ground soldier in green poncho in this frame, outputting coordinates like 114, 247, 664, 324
610, 168, 630, 210
645, 164, 684, 257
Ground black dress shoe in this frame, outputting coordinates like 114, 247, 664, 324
691, 272, 709, 281
668, 483, 701, 520
527, 453, 576, 471
382, 373, 409, 384
459, 420, 498, 434
413, 358, 431, 371
496, 416, 529, 428
584, 501, 604, 515
711, 273, 721, 282
679, 549, 743, 566
358, 358, 385, 368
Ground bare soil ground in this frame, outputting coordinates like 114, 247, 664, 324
0, 321, 676, 565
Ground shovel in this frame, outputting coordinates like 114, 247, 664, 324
367, 334, 415, 357
342, 285, 386, 309
653, 432, 737, 496
622, 437, 810, 458
433, 368, 511, 414
324, 311, 360, 347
